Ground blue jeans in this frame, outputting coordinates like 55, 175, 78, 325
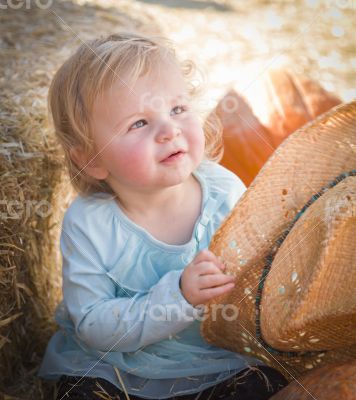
56, 366, 288, 400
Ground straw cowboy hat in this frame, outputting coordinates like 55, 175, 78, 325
200, 100, 356, 379
270, 360, 356, 400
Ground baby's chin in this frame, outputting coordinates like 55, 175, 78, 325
156, 166, 196, 188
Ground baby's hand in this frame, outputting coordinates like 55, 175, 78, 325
180, 249, 235, 307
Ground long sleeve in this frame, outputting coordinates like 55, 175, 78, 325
61, 222, 202, 353
38, 162, 263, 397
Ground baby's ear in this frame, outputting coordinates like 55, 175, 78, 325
69, 145, 109, 180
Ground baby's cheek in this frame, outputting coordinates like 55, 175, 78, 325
120, 145, 151, 177
189, 122, 205, 156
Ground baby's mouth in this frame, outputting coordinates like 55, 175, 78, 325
169, 151, 181, 157
161, 150, 186, 162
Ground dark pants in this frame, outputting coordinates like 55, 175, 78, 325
56, 366, 287, 400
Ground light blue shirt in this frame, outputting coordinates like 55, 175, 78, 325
38, 160, 263, 399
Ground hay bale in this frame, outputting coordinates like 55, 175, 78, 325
0, 2, 161, 398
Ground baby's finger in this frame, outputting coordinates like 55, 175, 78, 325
195, 261, 224, 276
217, 261, 226, 271
194, 249, 220, 264
199, 273, 235, 289
200, 281, 235, 301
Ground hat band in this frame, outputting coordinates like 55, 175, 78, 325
255, 169, 356, 357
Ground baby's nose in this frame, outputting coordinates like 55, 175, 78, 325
156, 122, 182, 142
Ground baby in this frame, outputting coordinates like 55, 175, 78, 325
38, 32, 287, 399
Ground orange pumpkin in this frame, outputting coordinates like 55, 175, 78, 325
270, 361, 356, 400
212, 90, 275, 187
262, 69, 342, 147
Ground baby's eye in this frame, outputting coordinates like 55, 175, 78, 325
130, 119, 147, 130
171, 105, 187, 115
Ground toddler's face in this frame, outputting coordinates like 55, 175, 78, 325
88, 61, 205, 195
